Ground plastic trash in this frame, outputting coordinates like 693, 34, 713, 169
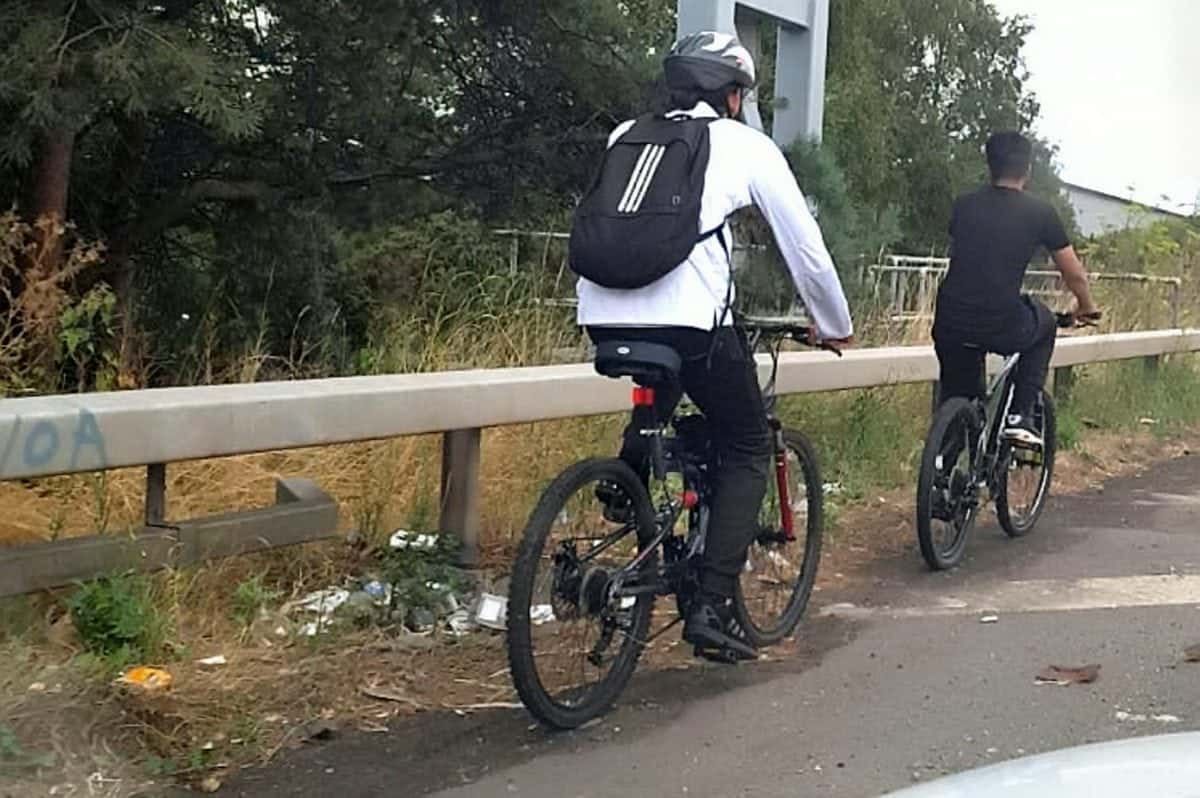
406, 607, 435, 632
197, 655, 228, 667
288, 588, 350, 616
389, 530, 439, 550
117, 666, 173, 693
474, 593, 508, 630
446, 608, 474, 636
362, 580, 393, 606
530, 604, 556, 625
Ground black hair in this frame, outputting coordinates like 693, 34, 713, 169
986, 131, 1033, 182
666, 83, 740, 117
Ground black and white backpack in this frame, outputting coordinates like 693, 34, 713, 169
568, 113, 725, 289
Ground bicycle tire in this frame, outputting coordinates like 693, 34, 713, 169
734, 429, 823, 646
997, 390, 1057, 537
916, 398, 981, 570
507, 458, 656, 729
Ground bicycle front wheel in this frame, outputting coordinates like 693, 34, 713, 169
916, 398, 981, 570
507, 458, 656, 729
997, 390, 1056, 536
734, 429, 823, 647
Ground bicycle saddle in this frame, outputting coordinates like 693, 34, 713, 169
593, 340, 682, 386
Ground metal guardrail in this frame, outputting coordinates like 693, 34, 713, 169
867, 259, 1184, 326
2, 329, 1199, 596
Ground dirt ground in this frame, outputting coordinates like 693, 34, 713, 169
1, 426, 1195, 797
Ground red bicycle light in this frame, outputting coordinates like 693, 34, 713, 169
681, 490, 699, 509
632, 386, 656, 407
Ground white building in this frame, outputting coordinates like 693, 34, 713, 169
1063, 182, 1189, 238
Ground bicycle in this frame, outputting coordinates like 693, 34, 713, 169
915, 311, 1099, 570
506, 317, 837, 729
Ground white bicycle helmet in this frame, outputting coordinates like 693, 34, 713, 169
663, 31, 757, 91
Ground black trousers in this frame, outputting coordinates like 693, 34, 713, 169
588, 326, 770, 598
934, 297, 1057, 416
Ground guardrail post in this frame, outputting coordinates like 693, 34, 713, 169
508, 235, 520, 275
440, 428, 481, 566
1053, 366, 1074, 404
145, 463, 167, 526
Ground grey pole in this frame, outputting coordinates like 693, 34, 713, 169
676, 0, 829, 146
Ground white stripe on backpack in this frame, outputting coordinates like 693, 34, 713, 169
617, 144, 664, 213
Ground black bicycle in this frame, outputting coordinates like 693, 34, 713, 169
506, 318, 834, 729
915, 311, 1099, 570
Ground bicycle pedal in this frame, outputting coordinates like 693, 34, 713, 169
693, 645, 740, 665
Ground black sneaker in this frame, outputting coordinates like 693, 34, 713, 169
1003, 414, 1043, 449
683, 593, 757, 663
595, 481, 634, 524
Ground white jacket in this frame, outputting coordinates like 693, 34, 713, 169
576, 102, 853, 341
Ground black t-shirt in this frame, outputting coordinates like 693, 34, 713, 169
935, 185, 1069, 338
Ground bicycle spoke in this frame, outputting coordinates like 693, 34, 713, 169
520, 472, 647, 709
735, 432, 822, 643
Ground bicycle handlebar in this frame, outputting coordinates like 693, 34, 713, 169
738, 315, 845, 357
1056, 310, 1102, 329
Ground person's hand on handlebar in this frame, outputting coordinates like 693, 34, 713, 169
1056, 308, 1103, 328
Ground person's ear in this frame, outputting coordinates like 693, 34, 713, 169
726, 89, 742, 119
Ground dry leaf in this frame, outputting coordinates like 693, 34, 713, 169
1035, 664, 1100, 685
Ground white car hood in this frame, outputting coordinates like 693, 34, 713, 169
883, 733, 1200, 798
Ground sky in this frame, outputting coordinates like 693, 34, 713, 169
988, 0, 1199, 214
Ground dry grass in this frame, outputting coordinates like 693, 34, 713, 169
0, 416, 625, 554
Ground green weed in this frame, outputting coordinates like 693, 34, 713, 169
68, 573, 171, 669
0, 723, 55, 773
231, 574, 281, 628
1064, 355, 1200, 435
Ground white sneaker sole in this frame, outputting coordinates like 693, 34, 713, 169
1004, 429, 1043, 448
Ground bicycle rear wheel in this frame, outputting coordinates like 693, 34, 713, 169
916, 398, 981, 570
507, 458, 656, 729
997, 390, 1056, 536
734, 429, 823, 647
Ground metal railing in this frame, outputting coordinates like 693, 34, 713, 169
3, 329, 1199, 596
867, 256, 1183, 326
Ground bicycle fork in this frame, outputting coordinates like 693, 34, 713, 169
770, 418, 796, 542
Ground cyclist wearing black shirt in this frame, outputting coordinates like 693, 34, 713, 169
934, 131, 1099, 447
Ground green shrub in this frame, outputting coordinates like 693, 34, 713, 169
68, 573, 170, 665
379, 532, 468, 620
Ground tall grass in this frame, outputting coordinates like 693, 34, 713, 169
1058, 355, 1200, 447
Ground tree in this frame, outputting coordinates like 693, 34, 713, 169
1, 1, 679, 385
820, 0, 1067, 249
0, 1, 262, 280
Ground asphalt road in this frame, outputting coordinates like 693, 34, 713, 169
223, 453, 1200, 798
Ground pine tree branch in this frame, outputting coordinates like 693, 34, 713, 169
129, 179, 273, 246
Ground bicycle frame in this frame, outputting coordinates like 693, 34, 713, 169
597, 326, 800, 605
972, 352, 1021, 485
